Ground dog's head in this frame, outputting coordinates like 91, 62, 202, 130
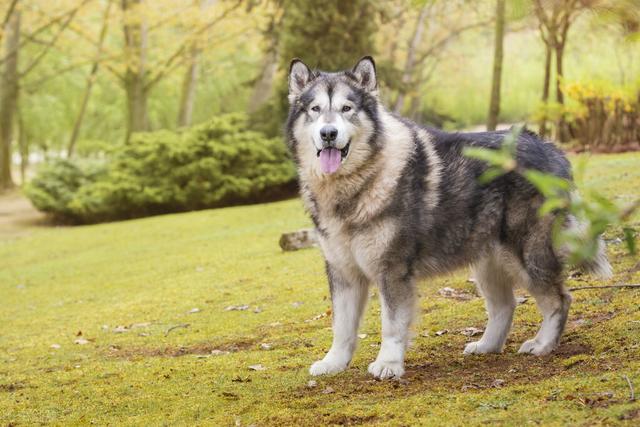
285, 56, 380, 177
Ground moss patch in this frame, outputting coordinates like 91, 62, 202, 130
1, 152, 639, 425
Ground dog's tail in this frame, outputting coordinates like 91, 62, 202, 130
564, 215, 613, 279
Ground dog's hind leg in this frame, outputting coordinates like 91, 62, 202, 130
309, 263, 369, 376
368, 266, 415, 379
518, 227, 571, 356
464, 250, 516, 355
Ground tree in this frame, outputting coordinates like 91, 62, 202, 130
533, 0, 594, 140
67, 0, 114, 157
0, 0, 87, 188
247, 3, 284, 115
258, 0, 379, 136
487, 0, 506, 131
0, 8, 20, 189
177, 0, 216, 127
388, 1, 492, 117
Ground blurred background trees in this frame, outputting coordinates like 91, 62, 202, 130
0, 0, 638, 219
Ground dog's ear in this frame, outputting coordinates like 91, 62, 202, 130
352, 56, 377, 92
288, 59, 313, 99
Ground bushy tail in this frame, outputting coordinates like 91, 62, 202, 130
577, 235, 613, 279
562, 214, 613, 279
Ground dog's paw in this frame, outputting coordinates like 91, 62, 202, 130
463, 341, 502, 355
309, 359, 347, 376
367, 360, 405, 379
518, 339, 555, 356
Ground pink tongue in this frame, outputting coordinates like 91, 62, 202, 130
319, 148, 341, 174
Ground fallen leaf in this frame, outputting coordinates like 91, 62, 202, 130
189, 308, 201, 314
260, 343, 272, 350
357, 333, 367, 339
492, 379, 505, 388
248, 364, 266, 371
438, 287, 474, 301
461, 327, 484, 337
516, 296, 528, 305
112, 325, 129, 333
131, 322, 151, 329
74, 338, 89, 345
225, 305, 249, 311
50, 344, 61, 349
307, 380, 317, 388
436, 329, 449, 336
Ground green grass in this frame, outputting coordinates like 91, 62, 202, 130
1, 152, 639, 426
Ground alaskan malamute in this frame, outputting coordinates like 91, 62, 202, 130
285, 56, 611, 379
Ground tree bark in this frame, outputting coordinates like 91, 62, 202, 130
247, 12, 280, 115
68, 0, 113, 157
177, 0, 215, 127
176, 43, 199, 127
539, 43, 552, 138
17, 102, 27, 184
393, 3, 429, 114
122, 0, 149, 142
487, 0, 506, 131
0, 10, 20, 190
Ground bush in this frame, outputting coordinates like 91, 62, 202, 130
25, 114, 297, 223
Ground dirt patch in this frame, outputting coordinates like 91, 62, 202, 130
106, 337, 262, 359
289, 339, 608, 402
619, 408, 640, 420
0, 382, 26, 392
0, 190, 49, 239
321, 414, 384, 425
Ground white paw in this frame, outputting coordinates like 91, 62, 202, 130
367, 360, 405, 379
463, 341, 502, 355
518, 339, 556, 356
309, 358, 347, 376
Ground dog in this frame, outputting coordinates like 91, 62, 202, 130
284, 56, 612, 379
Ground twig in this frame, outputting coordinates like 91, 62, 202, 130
568, 284, 640, 291
165, 323, 190, 336
623, 375, 635, 402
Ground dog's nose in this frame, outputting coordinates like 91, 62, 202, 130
320, 125, 338, 143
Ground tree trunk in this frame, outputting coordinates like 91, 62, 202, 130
122, 0, 149, 142
555, 42, 569, 141
177, 0, 215, 127
177, 44, 199, 127
487, 0, 506, 131
68, 0, 113, 157
17, 103, 27, 184
0, 10, 20, 190
393, 3, 429, 114
247, 16, 280, 115
539, 43, 552, 138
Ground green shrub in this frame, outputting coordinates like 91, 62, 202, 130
25, 114, 297, 223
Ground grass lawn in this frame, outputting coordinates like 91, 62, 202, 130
1, 152, 639, 426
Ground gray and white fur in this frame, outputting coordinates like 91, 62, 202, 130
284, 57, 612, 379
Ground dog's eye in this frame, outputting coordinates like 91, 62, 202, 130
342, 105, 352, 113
311, 106, 320, 112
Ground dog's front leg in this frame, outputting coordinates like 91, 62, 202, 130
368, 275, 415, 379
309, 263, 369, 376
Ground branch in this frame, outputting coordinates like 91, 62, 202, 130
0, 1, 87, 65
568, 284, 640, 291
18, 1, 89, 78
1, 0, 18, 29
145, 0, 242, 90
413, 19, 493, 68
